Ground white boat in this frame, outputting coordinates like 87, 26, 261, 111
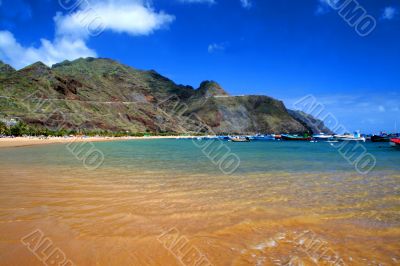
229, 136, 251, 142
335, 136, 366, 142
334, 131, 366, 142
312, 133, 334, 141
196, 135, 218, 140
249, 134, 275, 141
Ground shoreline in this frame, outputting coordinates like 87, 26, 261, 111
0, 136, 192, 149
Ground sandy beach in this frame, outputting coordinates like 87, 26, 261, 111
0, 136, 191, 149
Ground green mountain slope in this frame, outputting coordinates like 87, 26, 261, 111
0, 58, 330, 135
0, 61, 15, 76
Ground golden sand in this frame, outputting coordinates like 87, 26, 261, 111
0, 163, 399, 265
0, 136, 190, 149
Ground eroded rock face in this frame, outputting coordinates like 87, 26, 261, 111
0, 57, 329, 134
288, 110, 334, 134
188, 95, 308, 134
197, 81, 229, 98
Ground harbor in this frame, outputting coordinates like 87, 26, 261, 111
181, 131, 400, 148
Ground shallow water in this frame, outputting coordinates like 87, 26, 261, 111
0, 140, 399, 265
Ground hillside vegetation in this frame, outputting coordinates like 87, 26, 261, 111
0, 58, 331, 135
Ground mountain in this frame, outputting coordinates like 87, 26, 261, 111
0, 58, 331, 134
0, 61, 16, 78
288, 110, 334, 135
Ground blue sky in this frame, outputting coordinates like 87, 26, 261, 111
0, 0, 399, 133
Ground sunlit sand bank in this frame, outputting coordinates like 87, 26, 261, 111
0, 161, 398, 265
0, 136, 189, 149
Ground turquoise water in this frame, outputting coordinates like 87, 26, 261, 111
1, 140, 399, 175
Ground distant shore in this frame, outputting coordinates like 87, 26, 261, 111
0, 136, 192, 148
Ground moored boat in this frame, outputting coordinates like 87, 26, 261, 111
335, 136, 366, 142
334, 131, 366, 142
390, 138, 400, 148
229, 136, 251, 142
196, 135, 219, 140
312, 133, 334, 141
281, 134, 312, 141
371, 135, 391, 142
249, 134, 275, 141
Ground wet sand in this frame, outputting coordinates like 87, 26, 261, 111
0, 163, 399, 265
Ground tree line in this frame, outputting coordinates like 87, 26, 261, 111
0, 121, 199, 137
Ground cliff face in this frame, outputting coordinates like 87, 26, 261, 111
0, 57, 328, 134
288, 110, 334, 135
188, 95, 307, 134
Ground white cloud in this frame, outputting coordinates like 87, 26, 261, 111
0, 0, 175, 69
0, 31, 96, 69
55, 0, 175, 39
208, 43, 226, 53
381, 6, 398, 20
240, 0, 252, 9
178, 0, 216, 4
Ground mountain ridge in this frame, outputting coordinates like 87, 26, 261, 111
0, 58, 331, 135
